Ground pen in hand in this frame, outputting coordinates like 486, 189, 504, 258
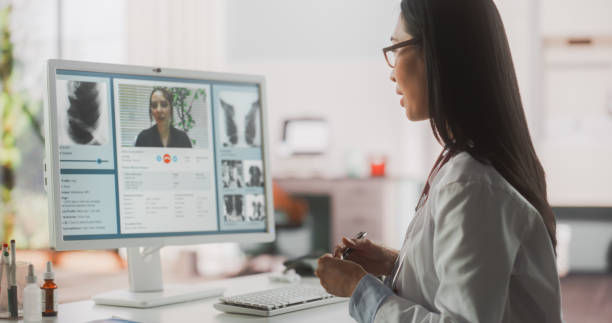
341, 231, 367, 260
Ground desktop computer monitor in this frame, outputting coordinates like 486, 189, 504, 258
42, 59, 275, 307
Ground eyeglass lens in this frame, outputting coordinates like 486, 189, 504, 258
387, 51, 396, 67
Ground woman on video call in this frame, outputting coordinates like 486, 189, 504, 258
315, 0, 563, 322
135, 87, 192, 148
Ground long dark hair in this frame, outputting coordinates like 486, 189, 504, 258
401, 0, 556, 249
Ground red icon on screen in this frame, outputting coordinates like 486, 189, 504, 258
163, 154, 171, 164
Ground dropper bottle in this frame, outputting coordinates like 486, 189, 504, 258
23, 263, 42, 322
41, 261, 58, 317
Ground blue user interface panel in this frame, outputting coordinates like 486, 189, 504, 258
55, 70, 267, 240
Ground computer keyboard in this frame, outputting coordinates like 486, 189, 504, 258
213, 284, 348, 316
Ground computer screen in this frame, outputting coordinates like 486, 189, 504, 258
281, 118, 329, 155
44, 60, 274, 251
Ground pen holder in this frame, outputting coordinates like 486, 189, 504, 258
0, 261, 28, 318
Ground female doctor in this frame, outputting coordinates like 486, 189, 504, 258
315, 0, 563, 322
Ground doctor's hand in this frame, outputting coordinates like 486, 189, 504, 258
315, 254, 366, 297
333, 237, 399, 276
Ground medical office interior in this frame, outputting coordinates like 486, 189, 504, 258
0, 0, 611, 322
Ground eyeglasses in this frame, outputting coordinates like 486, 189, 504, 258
382, 38, 421, 68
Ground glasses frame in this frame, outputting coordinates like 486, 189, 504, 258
382, 38, 421, 68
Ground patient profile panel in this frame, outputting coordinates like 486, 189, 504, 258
60, 174, 118, 236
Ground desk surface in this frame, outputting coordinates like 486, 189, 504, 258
16, 272, 611, 323
54, 273, 352, 323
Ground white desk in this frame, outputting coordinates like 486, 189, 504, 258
53, 273, 353, 323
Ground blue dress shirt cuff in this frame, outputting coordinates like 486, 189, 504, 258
349, 274, 394, 323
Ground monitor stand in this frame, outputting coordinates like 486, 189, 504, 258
92, 247, 225, 308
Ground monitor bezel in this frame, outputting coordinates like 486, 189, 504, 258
44, 59, 275, 251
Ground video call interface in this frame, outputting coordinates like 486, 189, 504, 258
54, 70, 267, 240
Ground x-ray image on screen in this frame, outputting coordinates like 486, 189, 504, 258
56, 80, 110, 146
221, 160, 244, 189
245, 194, 265, 221
243, 160, 264, 187
217, 91, 261, 148
223, 194, 245, 222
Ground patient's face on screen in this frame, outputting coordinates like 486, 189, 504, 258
150, 90, 171, 125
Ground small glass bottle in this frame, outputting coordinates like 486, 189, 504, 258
41, 261, 58, 317
23, 263, 43, 322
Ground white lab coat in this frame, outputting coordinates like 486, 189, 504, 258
375, 152, 563, 323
